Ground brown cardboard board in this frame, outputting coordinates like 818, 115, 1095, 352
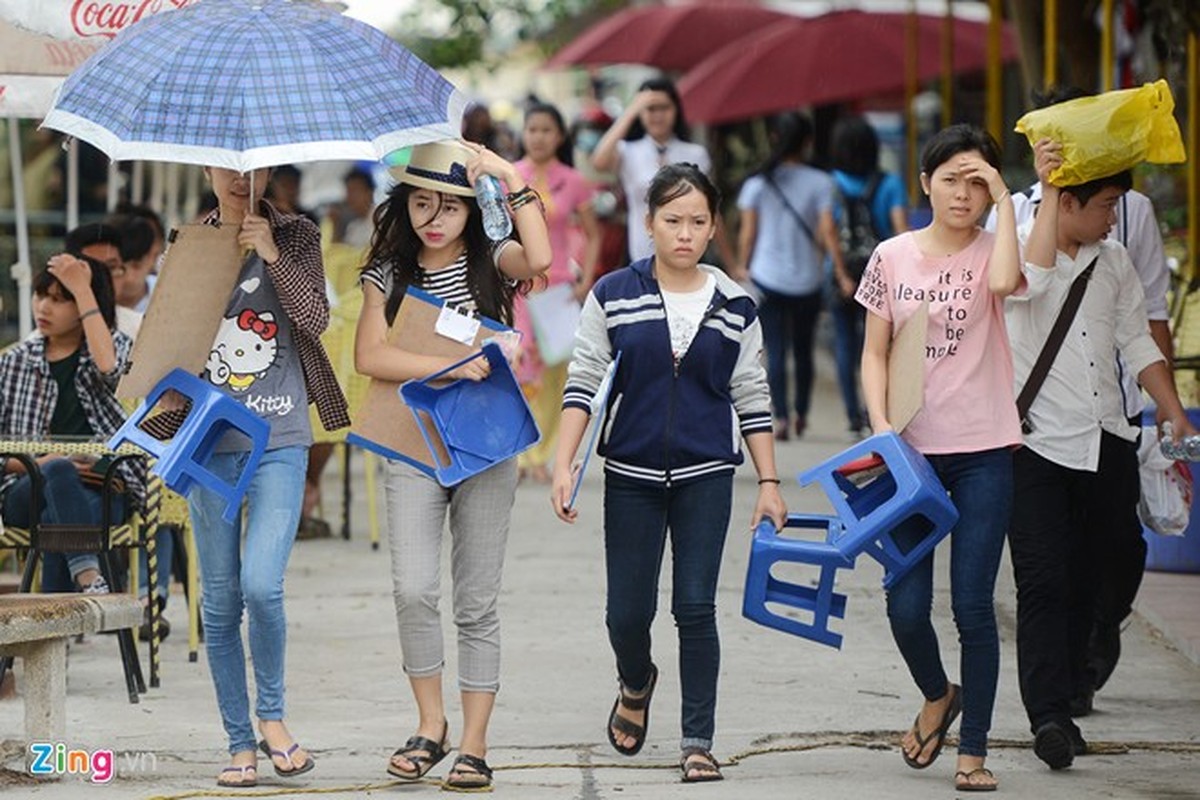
887, 300, 928, 434
117, 224, 243, 400
348, 288, 510, 470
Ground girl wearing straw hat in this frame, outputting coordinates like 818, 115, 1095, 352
355, 139, 551, 792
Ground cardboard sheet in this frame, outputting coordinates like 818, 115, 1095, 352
118, 224, 243, 400
887, 300, 928, 434
347, 287, 510, 470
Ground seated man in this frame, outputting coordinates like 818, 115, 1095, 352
0, 254, 142, 595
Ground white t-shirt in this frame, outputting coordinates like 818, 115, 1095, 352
618, 137, 712, 262
661, 273, 715, 367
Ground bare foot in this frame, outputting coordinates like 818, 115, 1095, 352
610, 676, 655, 751
216, 750, 256, 786
389, 719, 449, 777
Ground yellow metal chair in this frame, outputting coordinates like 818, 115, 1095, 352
0, 439, 162, 701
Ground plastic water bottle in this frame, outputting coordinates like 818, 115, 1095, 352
475, 175, 512, 242
1159, 421, 1200, 461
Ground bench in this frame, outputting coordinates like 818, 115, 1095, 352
0, 594, 143, 745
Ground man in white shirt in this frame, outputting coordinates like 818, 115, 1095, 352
1005, 144, 1193, 772
991, 182, 1173, 708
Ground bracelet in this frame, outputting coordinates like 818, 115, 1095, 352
78, 308, 101, 322
993, 189, 1010, 203
506, 186, 542, 212
757, 477, 781, 485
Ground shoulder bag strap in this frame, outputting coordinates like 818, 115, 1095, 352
1015, 255, 1099, 432
764, 172, 819, 248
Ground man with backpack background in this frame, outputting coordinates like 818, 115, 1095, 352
828, 116, 909, 438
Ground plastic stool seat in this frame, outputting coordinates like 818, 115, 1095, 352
743, 515, 855, 648
798, 432, 958, 589
400, 341, 539, 487
108, 368, 270, 522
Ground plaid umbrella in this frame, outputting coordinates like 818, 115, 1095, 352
41, 0, 464, 171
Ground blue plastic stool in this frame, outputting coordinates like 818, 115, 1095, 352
107, 368, 270, 522
798, 432, 958, 589
743, 515, 855, 648
400, 341, 540, 487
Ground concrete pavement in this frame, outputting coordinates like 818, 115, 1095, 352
3, 366, 1199, 798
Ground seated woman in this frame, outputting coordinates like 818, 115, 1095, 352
0, 253, 141, 593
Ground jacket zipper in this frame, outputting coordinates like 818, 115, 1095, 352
662, 291, 729, 487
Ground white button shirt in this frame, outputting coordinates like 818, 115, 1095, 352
1006, 235, 1164, 472
618, 136, 712, 262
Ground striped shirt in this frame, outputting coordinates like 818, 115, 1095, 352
360, 242, 514, 315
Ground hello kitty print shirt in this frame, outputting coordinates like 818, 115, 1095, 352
205, 252, 312, 452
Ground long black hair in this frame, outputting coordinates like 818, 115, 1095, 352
753, 112, 814, 180
625, 77, 692, 143
830, 116, 880, 177
523, 102, 575, 167
364, 183, 523, 326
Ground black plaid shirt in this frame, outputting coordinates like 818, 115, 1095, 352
0, 331, 146, 509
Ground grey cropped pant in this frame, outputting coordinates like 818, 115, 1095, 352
382, 459, 517, 693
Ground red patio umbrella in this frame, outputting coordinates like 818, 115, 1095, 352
544, 0, 791, 72
678, 10, 1018, 125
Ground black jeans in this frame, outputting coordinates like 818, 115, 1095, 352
1008, 433, 1140, 731
754, 284, 823, 423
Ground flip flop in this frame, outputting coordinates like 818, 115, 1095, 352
388, 720, 451, 780
216, 764, 257, 787
902, 683, 961, 769
258, 739, 315, 778
955, 767, 998, 792
606, 663, 658, 757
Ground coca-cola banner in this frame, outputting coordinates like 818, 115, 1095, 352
0, 0, 198, 42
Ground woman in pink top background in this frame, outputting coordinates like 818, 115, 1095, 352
514, 102, 601, 482
855, 124, 1021, 793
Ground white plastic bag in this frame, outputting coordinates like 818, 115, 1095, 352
1137, 426, 1193, 537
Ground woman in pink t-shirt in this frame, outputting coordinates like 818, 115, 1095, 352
514, 102, 601, 482
855, 124, 1021, 793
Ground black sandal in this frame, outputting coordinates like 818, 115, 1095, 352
680, 747, 723, 783
442, 753, 493, 793
388, 720, 450, 781
606, 664, 658, 756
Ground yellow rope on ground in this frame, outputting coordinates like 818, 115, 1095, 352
144, 736, 1200, 799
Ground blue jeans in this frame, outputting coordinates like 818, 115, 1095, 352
2, 458, 126, 591
754, 284, 823, 423
885, 448, 1013, 757
829, 293, 866, 429
603, 472, 733, 751
188, 446, 307, 755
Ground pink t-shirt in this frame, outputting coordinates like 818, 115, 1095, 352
514, 159, 594, 286
855, 230, 1021, 455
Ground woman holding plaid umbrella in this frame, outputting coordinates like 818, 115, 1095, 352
190, 165, 349, 788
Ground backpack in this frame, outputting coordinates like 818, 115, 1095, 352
838, 172, 884, 281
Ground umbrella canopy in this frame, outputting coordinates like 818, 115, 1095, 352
544, 0, 790, 72
678, 10, 1018, 125
42, 0, 464, 172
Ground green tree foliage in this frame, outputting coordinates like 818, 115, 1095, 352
390, 0, 625, 69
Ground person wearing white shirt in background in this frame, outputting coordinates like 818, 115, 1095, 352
1004, 138, 1195, 772
985, 87, 1176, 714
590, 77, 735, 268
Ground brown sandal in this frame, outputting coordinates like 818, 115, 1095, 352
680, 747, 723, 783
606, 664, 658, 756
388, 720, 450, 780
955, 767, 998, 792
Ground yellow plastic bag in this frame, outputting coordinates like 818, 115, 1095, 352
1014, 80, 1186, 186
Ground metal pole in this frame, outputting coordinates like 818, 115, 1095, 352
941, 0, 954, 128
1043, 0, 1057, 89
986, 0, 1003, 144
131, 161, 145, 205
906, 2, 919, 208
8, 119, 32, 337
66, 137, 79, 231
107, 161, 120, 212
1100, 0, 1114, 92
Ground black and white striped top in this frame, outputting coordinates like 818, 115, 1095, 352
360, 241, 514, 315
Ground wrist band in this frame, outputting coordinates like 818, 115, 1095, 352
506, 186, 542, 212
757, 477, 781, 485
78, 308, 101, 322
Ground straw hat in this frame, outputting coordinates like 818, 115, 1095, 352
389, 140, 475, 197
